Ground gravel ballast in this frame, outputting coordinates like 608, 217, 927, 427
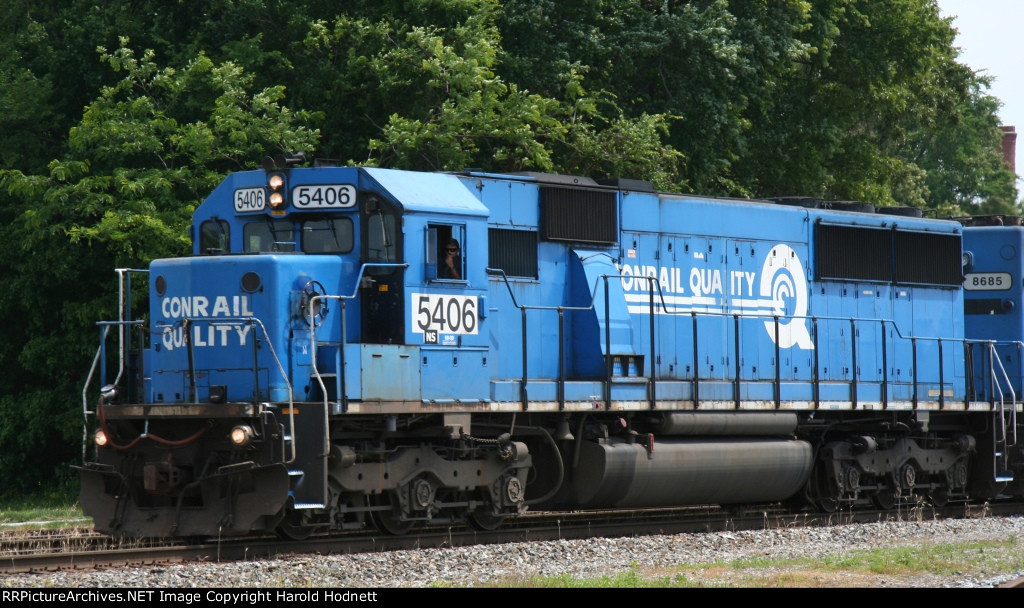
4, 516, 1024, 588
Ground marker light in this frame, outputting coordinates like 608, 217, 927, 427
961, 251, 974, 270
94, 429, 109, 447
230, 425, 255, 447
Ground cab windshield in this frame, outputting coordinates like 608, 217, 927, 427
302, 218, 354, 253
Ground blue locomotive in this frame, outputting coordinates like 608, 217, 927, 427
77, 156, 1024, 538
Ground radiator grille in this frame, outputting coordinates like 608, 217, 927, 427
540, 186, 617, 244
894, 230, 962, 286
816, 223, 962, 287
816, 224, 891, 282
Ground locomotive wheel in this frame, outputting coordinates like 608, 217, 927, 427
369, 493, 416, 535
275, 511, 313, 541
816, 496, 839, 513
928, 486, 950, 508
468, 508, 506, 531
465, 488, 507, 531
871, 485, 899, 510
810, 467, 839, 512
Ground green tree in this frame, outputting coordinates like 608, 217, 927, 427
498, 0, 812, 194
736, 0, 1017, 212
497, 0, 1017, 210
913, 69, 1019, 216
0, 42, 318, 495
299, 1, 682, 185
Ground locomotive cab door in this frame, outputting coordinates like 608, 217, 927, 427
361, 194, 404, 344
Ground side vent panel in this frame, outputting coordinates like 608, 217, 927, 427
489, 228, 539, 279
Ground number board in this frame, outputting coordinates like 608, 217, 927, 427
292, 184, 357, 209
234, 187, 266, 212
964, 272, 1012, 291
412, 293, 479, 338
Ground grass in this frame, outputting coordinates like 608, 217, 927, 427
0, 486, 88, 530
468, 538, 1024, 588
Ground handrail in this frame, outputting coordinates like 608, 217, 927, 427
636, 276, 990, 411
487, 265, 992, 412
308, 263, 408, 425
168, 315, 294, 460
152, 316, 297, 463
987, 341, 1018, 447
487, 267, 613, 409
112, 268, 149, 388
81, 325, 111, 463
82, 320, 146, 462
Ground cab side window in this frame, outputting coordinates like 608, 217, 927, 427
427, 224, 465, 281
363, 195, 399, 269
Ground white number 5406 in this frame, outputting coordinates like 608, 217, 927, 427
412, 293, 478, 335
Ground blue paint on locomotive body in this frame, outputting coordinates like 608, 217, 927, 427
144, 165, 970, 410
83, 163, 1024, 539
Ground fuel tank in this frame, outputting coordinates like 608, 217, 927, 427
570, 436, 813, 507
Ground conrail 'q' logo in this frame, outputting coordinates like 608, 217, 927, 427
759, 244, 814, 350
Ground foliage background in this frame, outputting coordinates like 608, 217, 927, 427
0, 0, 1017, 498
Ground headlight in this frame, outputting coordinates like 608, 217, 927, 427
230, 425, 255, 448
268, 172, 287, 210
94, 429, 109, 447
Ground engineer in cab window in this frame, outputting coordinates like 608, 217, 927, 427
440, 238, 462, 280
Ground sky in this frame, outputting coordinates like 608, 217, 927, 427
937, 1, 1023, 133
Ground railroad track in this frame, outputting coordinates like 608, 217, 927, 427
0, 500, 1012, 576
